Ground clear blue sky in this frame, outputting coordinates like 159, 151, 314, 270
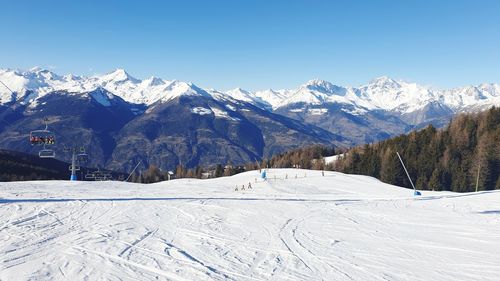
1, 0, 499, 91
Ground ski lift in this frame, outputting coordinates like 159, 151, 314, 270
39, 144, 56, 158
91, 168, 103, 181
102, 172, 113, 181
30, 119, 56, 146
84, 167, 98, 180
77, 148, 88, 163
85, 167, 113, 181
69, 164, 80, 171
30, 119, 56, 158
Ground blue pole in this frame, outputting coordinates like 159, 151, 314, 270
70, 149, 77, 181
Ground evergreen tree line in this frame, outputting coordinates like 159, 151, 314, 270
129, 163, 249, 183
263, 145, 336, 170
129, 107, 499, 190
0, 150, 69, 181
129, 145, 336, 183
335, 107, 499, 192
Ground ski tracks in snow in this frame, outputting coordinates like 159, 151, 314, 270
1, 172, 500, 280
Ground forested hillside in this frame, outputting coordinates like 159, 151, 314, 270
335, 107, 499, 192
0, 149, 125, 181
0, 150, 70, 181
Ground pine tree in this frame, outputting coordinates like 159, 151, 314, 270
429, 168, 443, 191
215, 164, 223, 177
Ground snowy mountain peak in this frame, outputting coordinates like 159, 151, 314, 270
143, 76, 165, 86
367, 76, 400, 88
28, 66, 44, 72
156, 80, 209, 103
0, 67, 498, 115
302, 79, 345, 95
100, 68, 138, 83
25, 67, 62, 82
226, 87, 252, 98
63, 74, 83, 81
304, 78, 333, 87
225, 87, 275, 108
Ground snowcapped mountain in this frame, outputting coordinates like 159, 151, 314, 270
0, 68, 209, 106
1, 67, 498, 115
225, 88, 262, 104
1, 67, 499, 161
257, 76, 499, 115
0, 68, 344, 171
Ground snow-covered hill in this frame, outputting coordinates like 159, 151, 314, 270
1, 169, 499, 280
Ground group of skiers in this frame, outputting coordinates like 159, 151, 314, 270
235, 182, 252, 191
30, 136, 55, 145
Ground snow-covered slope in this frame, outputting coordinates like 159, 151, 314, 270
224, 88, 270, 109
253, 88, 294, 109
1, 169, 499, 280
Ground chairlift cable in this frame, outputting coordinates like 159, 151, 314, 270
0, 78, 16, 128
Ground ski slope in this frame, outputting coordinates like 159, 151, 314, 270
0, 169, 499, 280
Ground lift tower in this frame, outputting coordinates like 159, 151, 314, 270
64, 146, 87, 181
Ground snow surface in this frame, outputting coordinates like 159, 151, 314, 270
191, 107, 212, 115
308, 108, 328, 115
88, 88, 113, 107
324, 154, 344, 165
1, 169, 499, 281
211, 107, 241, 122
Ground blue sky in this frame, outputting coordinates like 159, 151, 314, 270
0, 0, 499, 91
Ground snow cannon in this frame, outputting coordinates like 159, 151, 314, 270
261, 170, 267, 180
414, 190, 421, 196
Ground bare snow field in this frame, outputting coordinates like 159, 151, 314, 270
1, 169, 499, 280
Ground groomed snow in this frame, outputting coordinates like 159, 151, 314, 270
1, 169, 499, 280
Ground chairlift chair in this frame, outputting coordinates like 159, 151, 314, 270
77, 152, 88, 163
30, 121, 56, 146
30, 119, 56, 159
39, 144, 56, 158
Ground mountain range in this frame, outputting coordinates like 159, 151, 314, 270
0, 67, 498, 171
